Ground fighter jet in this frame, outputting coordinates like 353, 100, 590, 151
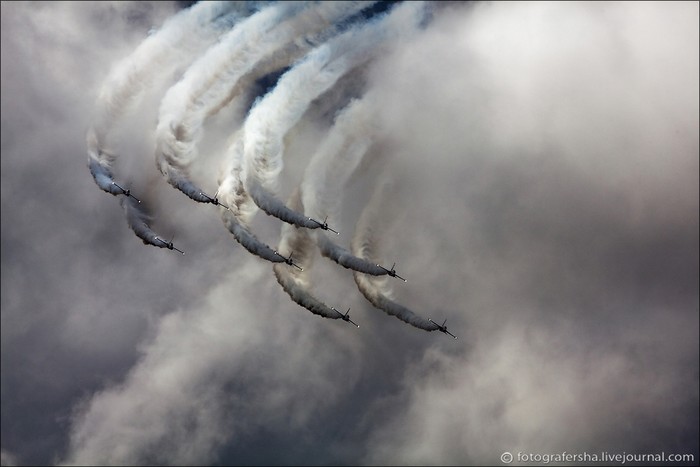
308, 216, 339, 235
273, 250, 303, 270
199, 190, 230, 211
332, 307, 359, 328
376, 262, 407, 282
154, 236, 185, 255
112, 182, 141, 203
428, 318, 457, 339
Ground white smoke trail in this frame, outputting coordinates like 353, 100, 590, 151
274, 272, 344, 319
120, 197, 168, 249
88, 0, 241, 187
273, 189, 342, 319
212, 1, 376, 263
302, 97, 373, 224
221, 209, 286, 264
316, 234, 387, 275
154, 2, 300, 203
86, 1, 245, 247
299, 95, 387, 275
88, 153, 124, 196
243, 1, 427, 227
217, 133, 288, 262
155, 1, 372, 203
351, 179, 439, 332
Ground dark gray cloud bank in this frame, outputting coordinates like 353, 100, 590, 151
1, 1, 698, 466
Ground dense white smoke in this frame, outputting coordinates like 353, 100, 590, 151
2, 1, 695, 466
86, 1, 246, 243
272, 189, 344, 319
240, 1, 426, 227
351, 179, 441, 331
300, 95, 389, 275
155, 1, 373, 202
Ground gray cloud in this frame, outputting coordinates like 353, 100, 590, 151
1, 1, 697, 466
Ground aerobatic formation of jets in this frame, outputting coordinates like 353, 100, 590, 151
86, 1, 457, 339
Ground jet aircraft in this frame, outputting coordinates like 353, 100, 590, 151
308, 216, 339, 235
154, 236, 185, 255
376, 262, 407, 282
200, 190, 230, 211
332, 307, 359, 328
428, 318, 457, 339
112, 182, 141, 203
273, 250, 303, 270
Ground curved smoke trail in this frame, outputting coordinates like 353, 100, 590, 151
81, 0, 454, 335
273, 189, 342, 319
217, 134, 287, 263
155, 2, 371, 203
120, 197, 167, 249
87, 1, 244, 245
243, 1, 426, 228
88, 0, 241, 190
221, 209, 286, 264
317, 235, 387, 275
351, 180, 439, 332
155, 2, 298, 203
300, 96, 387, 275
88, 153, 124, 196
215, 2, 379, 262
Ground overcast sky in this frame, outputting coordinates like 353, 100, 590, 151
1, 1, 698, 466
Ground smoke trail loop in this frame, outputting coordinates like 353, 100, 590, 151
298, 95, 388, 274
121, 197, 167, 248
156, 2, 372, 203
216, 135, 290, 263
242, 2, 427, 227
351, 179, 440, 331
87, 1, 247, 246
273, 190, 342, 319
221, 210, 287, 263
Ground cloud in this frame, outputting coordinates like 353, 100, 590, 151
1, 1, 697, 466
62, 262, 364, 465
357, 2, 699, 463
